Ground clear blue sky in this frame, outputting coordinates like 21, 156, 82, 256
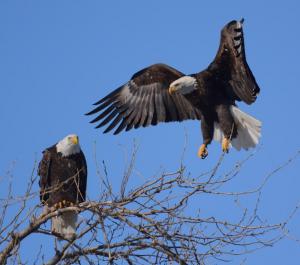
1, 0, 300, 264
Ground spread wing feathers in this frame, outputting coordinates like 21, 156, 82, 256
38, 149, 52, 203
210, 19, 260, 104
86, 63, 201, 134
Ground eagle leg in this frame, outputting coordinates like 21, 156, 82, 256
215, 104, 237, 154
198, 144, 208, 159
222, 137, 230, 153
199, 112, 214, 159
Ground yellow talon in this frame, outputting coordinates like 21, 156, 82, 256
53, 201, 75, 209
198, 144, 208, 159
222, 138, 230, 153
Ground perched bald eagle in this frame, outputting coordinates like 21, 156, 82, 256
38, 134, 87, 239
86, 19, 261, 158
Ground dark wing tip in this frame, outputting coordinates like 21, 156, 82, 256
85, 106, 105, 116
91, 86, 124, 106
90, 117, 100, 124
85, 109, 96, 116
113, 129, 122, 135
93, 99, 104, 106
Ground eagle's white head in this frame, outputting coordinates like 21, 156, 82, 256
168, 76, 197, 95
56, 134, 81, 157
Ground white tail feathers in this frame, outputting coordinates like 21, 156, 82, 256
52, 211, 77, 240
213, 106, 262, 150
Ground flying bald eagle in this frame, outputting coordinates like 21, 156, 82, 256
86, 19, 261, 158
38, 134, 87, 239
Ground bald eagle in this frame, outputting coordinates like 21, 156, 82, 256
86, 19, 261, 158
38, 134, 87, 239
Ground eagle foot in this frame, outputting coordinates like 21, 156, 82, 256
198, 144, 208, 159
53, 200, 74, 210
222, 138, 230, 153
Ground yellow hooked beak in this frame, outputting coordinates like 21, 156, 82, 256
168, 85, 176, 94
71, 135, 79, 145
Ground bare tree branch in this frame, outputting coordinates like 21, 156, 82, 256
0, 148, 300, 264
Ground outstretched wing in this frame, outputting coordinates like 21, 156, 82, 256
38, 149, 52, 204
209, 19, 260, 104
86, 63, 201, 134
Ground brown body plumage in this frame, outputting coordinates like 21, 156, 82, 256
38, 145, 87, 206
